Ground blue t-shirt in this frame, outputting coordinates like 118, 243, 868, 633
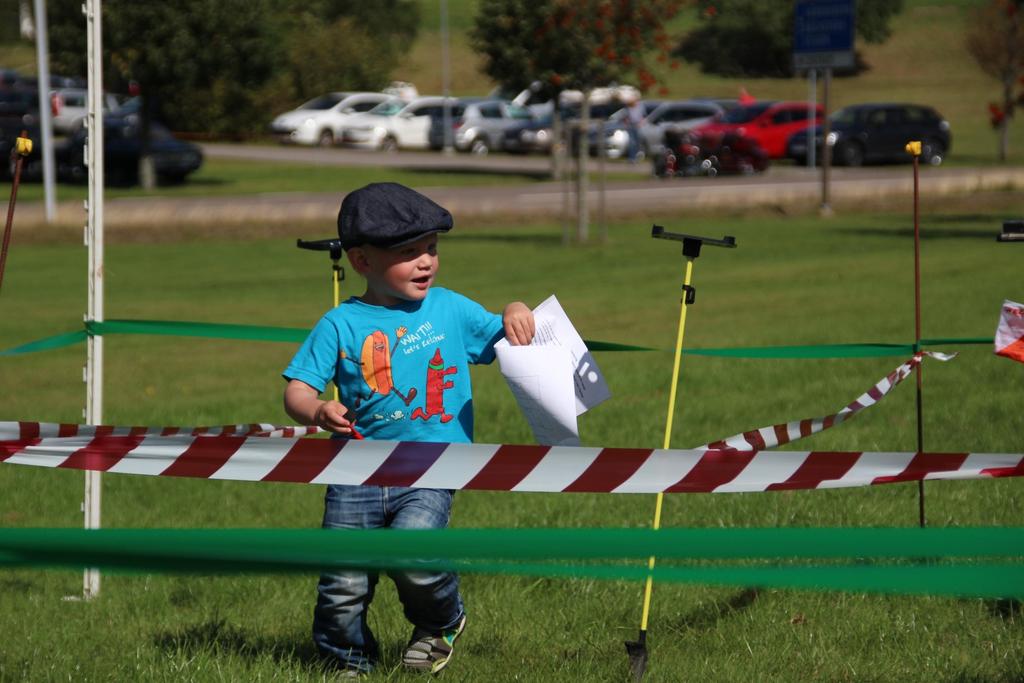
283, 287, 504, 443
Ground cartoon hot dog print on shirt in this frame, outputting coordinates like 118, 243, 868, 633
355, 328, 417, 405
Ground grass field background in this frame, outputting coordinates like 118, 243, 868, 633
6, 159, 552, 205
0, 189, 1022, 680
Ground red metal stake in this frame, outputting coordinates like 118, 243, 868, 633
0, 131, 32, 295
908, 141, 926, 528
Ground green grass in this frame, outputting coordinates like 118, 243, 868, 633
1, 195, 1022, 681
4, 158, 548, 204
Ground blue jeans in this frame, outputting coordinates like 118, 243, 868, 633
312, 484, 464, 673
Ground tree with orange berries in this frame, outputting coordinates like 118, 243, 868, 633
471, 0, 683, 241
472, 0, 682, 103
967, 0, 1024, 161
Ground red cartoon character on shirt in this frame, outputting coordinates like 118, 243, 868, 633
411, 347, 456, 423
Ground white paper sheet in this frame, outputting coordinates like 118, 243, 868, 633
495, 295, 611, 446
494, 345, 580, 446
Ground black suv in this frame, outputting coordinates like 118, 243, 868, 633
787, 103, 951, 166
18, 114, 203, 186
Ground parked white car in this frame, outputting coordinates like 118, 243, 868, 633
270, 92, 396, 146
510, 82, 642, 119
50, 88, 122, 134
344, 96, 459, 151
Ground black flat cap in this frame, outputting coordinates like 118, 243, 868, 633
337, 182, 453, 250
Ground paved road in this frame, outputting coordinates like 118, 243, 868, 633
201, 142, 582, 176
14, 144, 1024, 226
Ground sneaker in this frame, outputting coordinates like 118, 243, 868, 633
402, 614, 466, 674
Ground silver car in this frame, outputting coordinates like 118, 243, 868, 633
605, 100, 723, 159
451, 100, 533, 155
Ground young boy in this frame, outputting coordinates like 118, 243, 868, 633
282, 182, 535, 675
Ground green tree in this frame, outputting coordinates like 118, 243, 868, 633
966, 0, 1024, 162
48, 0, 281, 136
471, 0, 683, 243
46, 0, 419, 139
675, 0, 903, 78
269, 0, 419, 106
472, 0, 681, 99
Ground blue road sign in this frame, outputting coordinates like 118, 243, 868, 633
793, 0, 855, 70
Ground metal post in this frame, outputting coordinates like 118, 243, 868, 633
909, 144, 926, 528
32, 0, 56, 223
83, 0, 105, 600
807, 68, 817, 169
561, 116, 571, 246
820, 68, 832, 214
575, 94, 590, 243
296, 238, 345, 401
0, 134, 31, 295
598, 120, 606, 244
440, 0, 454, 156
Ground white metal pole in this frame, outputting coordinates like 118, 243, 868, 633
440, 0, 454, 155
31, 0, 56, 222
83, 0, 104, 600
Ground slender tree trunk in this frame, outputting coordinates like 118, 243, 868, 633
553, 97, 572, 246
1000, 8, 1020, 162
576, 92, 590, 243
1001, 74, 1012, 162
551, 96, 564, 181
140, 94, 157, 190
598, 112, 607, 244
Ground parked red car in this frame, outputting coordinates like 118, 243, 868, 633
693, 101, 823, 159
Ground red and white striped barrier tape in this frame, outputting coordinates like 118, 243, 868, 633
7, 351, 1010, 494
0, 422, 322, 440
1, 424, 1021, 493
698, 352, 955, 451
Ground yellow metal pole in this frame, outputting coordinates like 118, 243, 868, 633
629, 227, 734, 679
295, 238, 345, 403
638, 256, 694, 633
332, 260, 341, 403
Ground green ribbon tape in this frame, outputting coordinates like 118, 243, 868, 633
0, 330, 87, 356
581, 340, 658, 352
2, 527, 1020, 561
0, 528, 1020, 598
684, 342, 916, 359
0, 318, 998, 359
86, 319, 310, 344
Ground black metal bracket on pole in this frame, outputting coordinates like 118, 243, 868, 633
296, 238, 345, 283
651, 225, 736, 304
651, 225, 736, 255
